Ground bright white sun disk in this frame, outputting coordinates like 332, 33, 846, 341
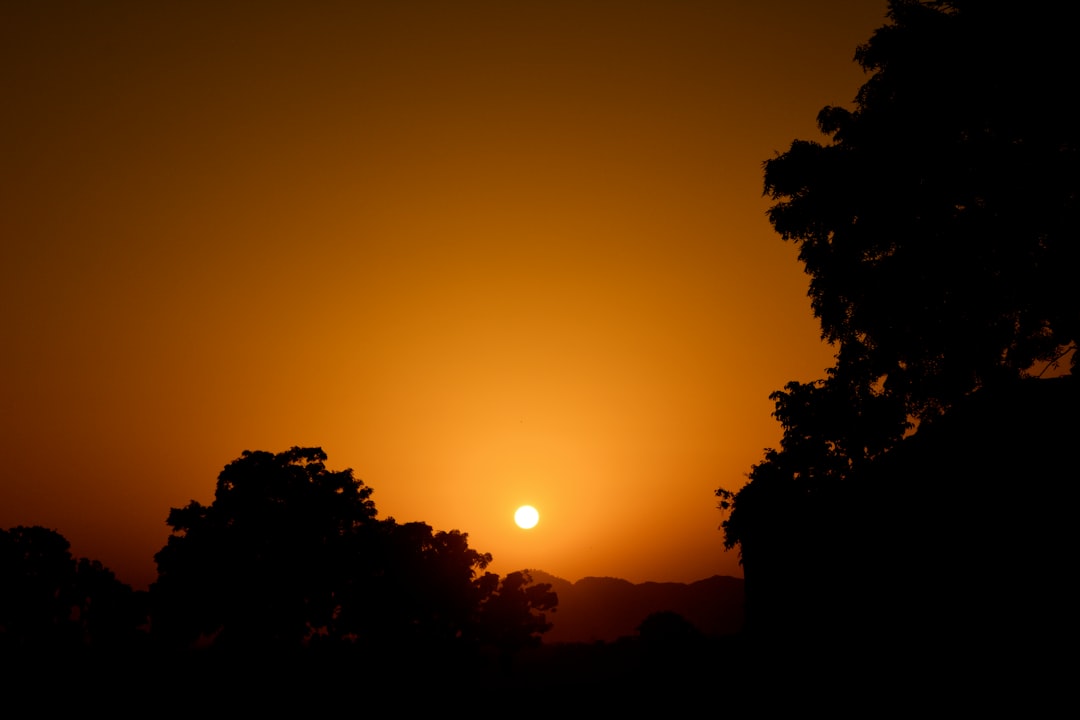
514, 505, 539, 529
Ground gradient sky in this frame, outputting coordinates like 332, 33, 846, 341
2, 1, 889, 590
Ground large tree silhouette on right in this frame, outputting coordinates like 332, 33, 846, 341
720, 1, 1077, 697
764, 0, 1077, 419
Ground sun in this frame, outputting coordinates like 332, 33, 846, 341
514, 505, 539, 529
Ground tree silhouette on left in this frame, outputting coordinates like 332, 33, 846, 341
152, 447, 378, 650
152, 446, 556, 657
0, 525, 144, 655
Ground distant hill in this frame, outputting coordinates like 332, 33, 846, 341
526, 571, 744, 644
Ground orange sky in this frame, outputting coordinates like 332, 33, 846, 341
1, 1, 889, 590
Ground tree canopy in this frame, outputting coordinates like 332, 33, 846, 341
0, 526, 144, 654
152, 447, 379, 648
763, 0, 1078, 419
475, 570, 558, 660
152, 447, 556, 656
718, 1, 1079, 641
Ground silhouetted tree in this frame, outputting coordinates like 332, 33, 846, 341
71, 557, 147, 652
0, 526, 144, 654
637, 610, 704, 661
763, 0, 1078, 420
718, 1, 1079, 657
0, 526, 79, 651
152, 447, 556, 662
338, 520, 494, 651
152, 447, 378, 649
475, 570, 557, 666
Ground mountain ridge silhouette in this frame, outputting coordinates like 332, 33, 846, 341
524, 570, 744, 644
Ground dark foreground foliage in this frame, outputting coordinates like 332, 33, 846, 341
720, 2, 1077, 706
151, 447, 556, 659
1, 447, 562, 707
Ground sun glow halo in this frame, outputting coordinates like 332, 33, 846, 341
514, 505, 539, 529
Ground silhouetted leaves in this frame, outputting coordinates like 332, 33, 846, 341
476, 570, 557, 661
152, 447, 378, 649
151, 446, 556, 663
763, 0, 1078, 418
0, 526, 144, 655
342, 520, 493, 651
719, 4, 1080, 685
